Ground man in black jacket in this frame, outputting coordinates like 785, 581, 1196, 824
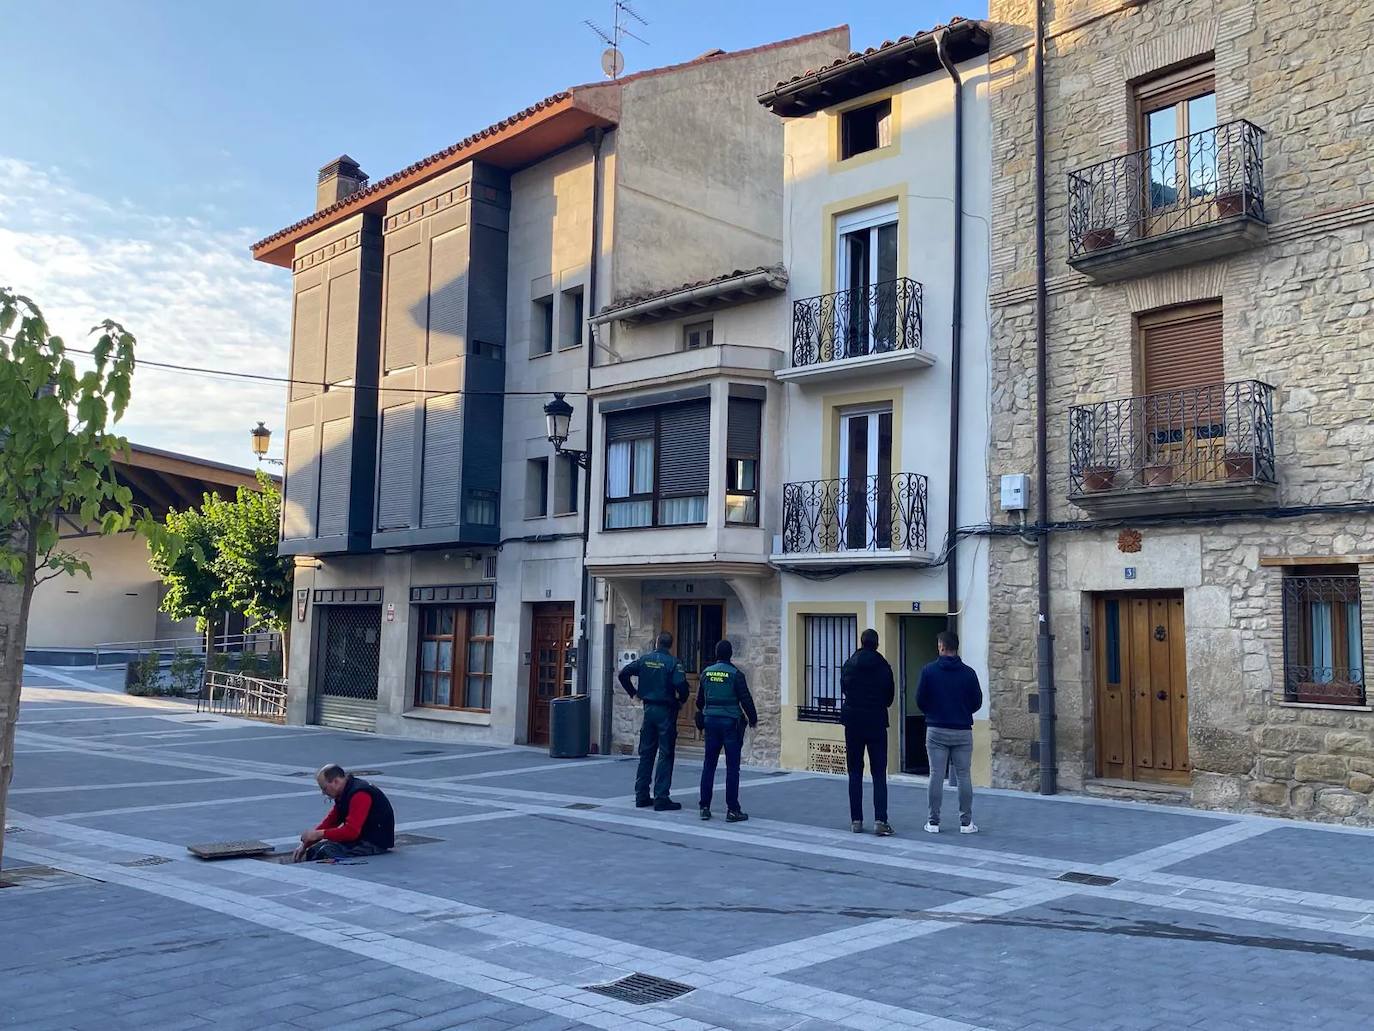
294, 764, 396, 862
916, 630, 984, 834
839, 628, 895, 836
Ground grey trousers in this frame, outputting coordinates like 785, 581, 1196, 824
304, 839, 384, 862
926, 727, 974, 825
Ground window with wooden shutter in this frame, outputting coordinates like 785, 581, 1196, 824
420, 393, 463, 528
283, 425, 319, 540
725, 398, 761, 525
384, 244, 427, 373
377, 404, 417, 530
290, 285, 324, 401
1139, 302, 1224, 479
656, 401, 710, 526
324, 270, 359, 385
316, 418, 352, 537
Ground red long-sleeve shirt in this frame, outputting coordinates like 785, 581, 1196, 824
315, 791, 372, 843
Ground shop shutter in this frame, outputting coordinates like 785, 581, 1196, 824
377, 404, 417, 530
657, 401, 711, 497
316, 418, 352, 536
421, 393, 463, 527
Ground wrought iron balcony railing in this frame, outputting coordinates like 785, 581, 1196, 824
791, 277, 923, 368
781, 472, 928, 555
1068, 120, 1265, 258
1281, 574, 1366, 706
1068, 379, 1275, 495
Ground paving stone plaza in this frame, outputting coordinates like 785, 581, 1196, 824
4, 667, 1374, 1031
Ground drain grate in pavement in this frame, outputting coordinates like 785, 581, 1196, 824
393, 833, 443, 846
760, 770, 790, 777
1057, 871, 1119, 887
119, 856, 173, 868
406, 749, 444, 756
180, 719, 219, 724
350, 769, 385, 777
563, 802, 600, 810
583, 973, 694, 1006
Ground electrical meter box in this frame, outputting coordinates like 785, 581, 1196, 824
1000, 473, 1030, 512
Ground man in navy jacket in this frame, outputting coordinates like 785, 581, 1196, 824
916, 630, 983, 834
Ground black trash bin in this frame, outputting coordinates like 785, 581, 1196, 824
549, 693, 590, 759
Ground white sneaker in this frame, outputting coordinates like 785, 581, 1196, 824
960, 823, 979, 834
923, 821, 940, 834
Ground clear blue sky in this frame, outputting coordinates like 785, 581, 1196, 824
0, 0, 981, 463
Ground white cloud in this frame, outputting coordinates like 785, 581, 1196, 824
0, 156, 292, 465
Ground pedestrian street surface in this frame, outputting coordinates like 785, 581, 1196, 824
4, 665, 1374, 1031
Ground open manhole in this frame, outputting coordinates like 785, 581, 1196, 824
563, 802, 600, 811
119, 856, 173, 868
1056, 871, 1119, 887
406, 749, 444, 756
393, 833, 443, 846
583, 973, 694, 1006
187, 840, 273, 861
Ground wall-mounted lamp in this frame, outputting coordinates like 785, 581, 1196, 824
543, 393, 589, 469
250, 422, 284, 466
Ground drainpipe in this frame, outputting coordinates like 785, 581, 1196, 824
582, 126, 610, 753
936, 31, 964, 635
1033, 0, 1058, 795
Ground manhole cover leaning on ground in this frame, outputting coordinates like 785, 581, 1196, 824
583, 973, 694, 1005
186, 840, 273, 860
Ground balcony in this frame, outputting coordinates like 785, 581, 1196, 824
1067, 120, 1267, 283
771, 473, 931, 568
1068, 380, 1277, 515
777, 277, 930, 385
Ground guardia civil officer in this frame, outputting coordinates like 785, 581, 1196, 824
618, 631, 690, 810
695, 639, 758, 823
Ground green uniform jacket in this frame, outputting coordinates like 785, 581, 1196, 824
695, 661, 760, 725
617, 648, 689, 707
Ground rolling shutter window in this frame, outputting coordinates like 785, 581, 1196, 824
324, 269, 359, 385
377, 404, 417, 530
605, 409, 656, 443
283, 426, 318, 540
428, 227, 469, 363
1141, 306, 1223, 396
316, 418, 353, 537
657, 401, 710, 497
421, 393, 464, 527
290, 285, 324, 401
726, 398, 762, 457
384, 244, 427, 373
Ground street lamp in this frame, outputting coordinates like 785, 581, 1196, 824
250, 422, 283, 466
543, 393, 589, 468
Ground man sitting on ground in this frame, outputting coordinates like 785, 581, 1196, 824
294, 764, 395, 862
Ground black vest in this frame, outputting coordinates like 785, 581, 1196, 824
337, 776, 395, 850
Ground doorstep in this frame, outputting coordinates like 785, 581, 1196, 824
1082, 777, 1192, 806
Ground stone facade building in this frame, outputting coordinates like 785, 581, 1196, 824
985, 0, 1374, 822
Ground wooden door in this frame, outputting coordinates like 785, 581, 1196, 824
662, 599, 725, 746
1094, 593, 1190, 784
527, 603, 574, 746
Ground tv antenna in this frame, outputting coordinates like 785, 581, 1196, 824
585, 1, 649, 79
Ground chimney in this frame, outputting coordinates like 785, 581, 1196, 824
316, 155, 367, 211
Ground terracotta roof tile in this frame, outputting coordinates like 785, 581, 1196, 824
768, 17, 968, 91
601, 264, 787, 313
250, 92, 571, 253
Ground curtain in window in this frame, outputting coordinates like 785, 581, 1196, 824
658, 496, 706, 525
632, 438, 654, 493
1311, 601, 1334, 683
607, 441, 631, 498
1347, 601, 1364, 683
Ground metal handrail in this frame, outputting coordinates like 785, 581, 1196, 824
93, 631, 282, 669
791, 277, 923, 367
199, 670, 288, 723
1067, 119, 1265, 257
780, 472, 929, 554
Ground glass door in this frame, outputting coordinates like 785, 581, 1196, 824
1139, 71, 1217, 235
838, 408, 894, 550
835, 203, 899, 357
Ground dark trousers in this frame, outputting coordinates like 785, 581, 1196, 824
699, 716, 744, 812
635, 703, 678, 802
844, 724, 888, 823
303, 839, 384, 862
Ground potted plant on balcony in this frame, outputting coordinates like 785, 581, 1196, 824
1071, 407, 1118, 492
1073, 179, 1117, 252
1140, 461, 1176, 488
1215, 188, 1246, 219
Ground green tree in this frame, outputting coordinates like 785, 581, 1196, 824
149, 472, 292, 669
0, 288, 175, 865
